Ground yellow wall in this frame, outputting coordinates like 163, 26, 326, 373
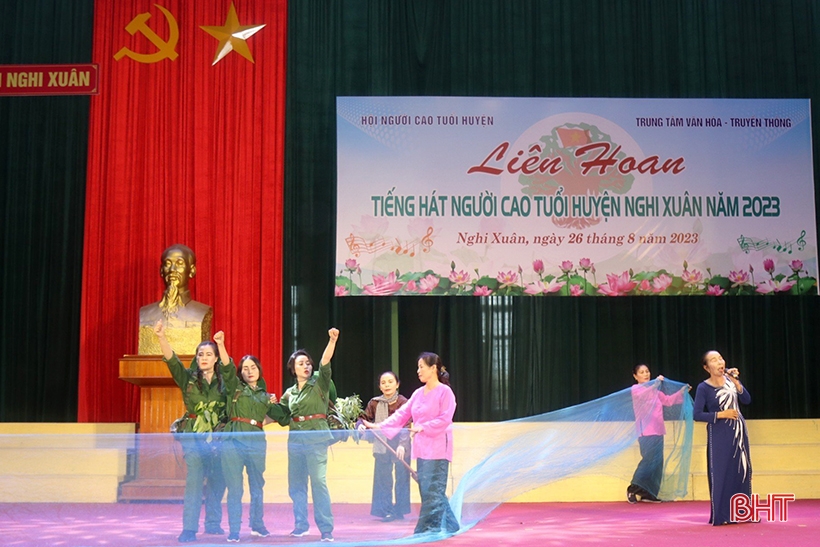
1, 420, 818, 503
0, 423, 135, 502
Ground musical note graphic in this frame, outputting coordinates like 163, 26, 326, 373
345, 234, 392, 257
737, 230, 808, 255
771, 239, 794, 254
796, 230, 807, 251
391, 237, 416, 257
347, 228, 435, 258
420, 226, 434, 253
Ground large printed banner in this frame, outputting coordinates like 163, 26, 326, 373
336, 97, 817, 296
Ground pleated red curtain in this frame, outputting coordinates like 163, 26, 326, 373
78, 0, 286, 422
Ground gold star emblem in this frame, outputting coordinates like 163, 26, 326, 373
200, 2, 265, 65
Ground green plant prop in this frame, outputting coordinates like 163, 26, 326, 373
191, 400, 226, 442
328, 394, 363, 443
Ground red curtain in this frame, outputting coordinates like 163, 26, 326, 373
79, 0, 286, 422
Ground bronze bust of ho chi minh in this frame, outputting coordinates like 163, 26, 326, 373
138, 244, 213, 355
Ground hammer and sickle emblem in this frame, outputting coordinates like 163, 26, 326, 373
114, 4, 179, 63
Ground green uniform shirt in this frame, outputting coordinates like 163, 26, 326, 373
278, 361, 336, 444
165, 352, 227, 433
221, 361, 288, 433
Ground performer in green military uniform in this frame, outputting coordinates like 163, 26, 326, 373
155, 320, 227, 543
270, 328, 339, 543
219, 344, 289, 542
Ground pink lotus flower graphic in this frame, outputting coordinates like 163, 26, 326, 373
597, 271, 637, 296
496, 270, 519, 288
524, 282, 544, 295
756, 279, 796, 294
363, 272, 404, 296
706, 285, 725, 296
449, 270, 471, 286
652, 274, 673, 293
681, 269, 703, 285
418, 274, 440, 294
524, 279, 566, 295
543, 279, 566, 293
335, 250, 815, 297
729, 270, 751, 287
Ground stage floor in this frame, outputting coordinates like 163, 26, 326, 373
2, 500, 818, 547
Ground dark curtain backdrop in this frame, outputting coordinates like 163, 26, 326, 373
284, 0, 820, 422
1, 0, 819, 423
0, 0, 93, 421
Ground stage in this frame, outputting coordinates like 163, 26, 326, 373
1, 420, 817, 546
2, 500, 818, 547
